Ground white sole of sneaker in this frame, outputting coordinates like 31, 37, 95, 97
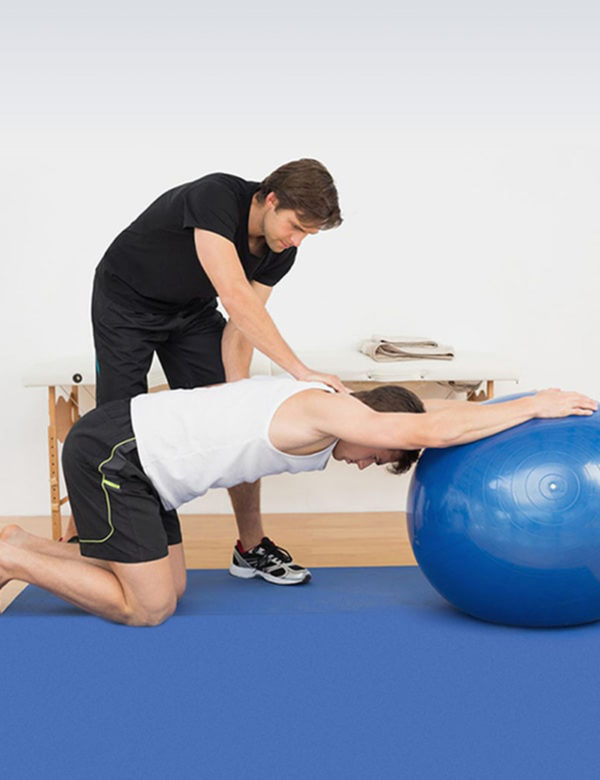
229, 563, 256, 579
229, 563, 311, 586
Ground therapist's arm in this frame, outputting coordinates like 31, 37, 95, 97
195, 229, 347, 393
221, 281, 272, 382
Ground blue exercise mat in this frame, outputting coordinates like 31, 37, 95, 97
3, 566, 600, 780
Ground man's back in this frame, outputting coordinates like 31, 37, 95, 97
130, 376, 335, 509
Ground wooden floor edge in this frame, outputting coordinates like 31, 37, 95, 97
0, 581, 28, 613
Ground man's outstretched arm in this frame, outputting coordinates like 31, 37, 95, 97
306, 389, 597, 451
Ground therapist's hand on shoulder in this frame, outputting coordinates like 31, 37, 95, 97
294, 368, 349, 394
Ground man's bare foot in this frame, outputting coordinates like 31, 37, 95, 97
0, 540, 15, 591
0, 525, 46, 551
0, 524, 26, 547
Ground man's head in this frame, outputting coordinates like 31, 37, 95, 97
255, 159, 342, 252
333, 386, 425, 474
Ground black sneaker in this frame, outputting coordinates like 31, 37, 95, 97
229, 537, 311, 586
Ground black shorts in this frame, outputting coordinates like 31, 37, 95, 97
92, 272, 227, 406
62, 399, 182, 564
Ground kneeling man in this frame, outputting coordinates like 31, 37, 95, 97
0, 378, 595, 625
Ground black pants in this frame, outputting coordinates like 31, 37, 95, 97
92, 274, 227, 406
62, 399, 182, 563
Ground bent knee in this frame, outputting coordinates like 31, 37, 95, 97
128, 596, 177, 627
175, 574, 187, 601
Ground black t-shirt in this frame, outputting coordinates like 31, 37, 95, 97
95, 173, 297, 312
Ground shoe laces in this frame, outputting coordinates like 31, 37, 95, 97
258, 537, 292, 564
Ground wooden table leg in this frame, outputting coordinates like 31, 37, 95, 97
467, 379, 495, 402
47, 384, 81, 540
48, 387, 62, 540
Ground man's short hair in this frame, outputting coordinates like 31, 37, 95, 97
351, 385, 425, 474
257, 159, 342, 230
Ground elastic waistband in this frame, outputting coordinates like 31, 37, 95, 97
96, 400, 140, 465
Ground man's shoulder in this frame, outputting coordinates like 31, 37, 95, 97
186, 172, 258, 196
292, 386, 356, 414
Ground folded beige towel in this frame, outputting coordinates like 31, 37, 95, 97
359, 335, 455, 361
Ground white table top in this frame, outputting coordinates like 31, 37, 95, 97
22, 348, 519, 388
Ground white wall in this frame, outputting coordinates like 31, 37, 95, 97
2, 0, 599, 516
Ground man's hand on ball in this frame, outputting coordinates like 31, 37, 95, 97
533, 389, 598, 418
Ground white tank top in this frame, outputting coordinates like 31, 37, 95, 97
130, 376, 336, 510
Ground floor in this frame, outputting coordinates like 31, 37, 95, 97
0, 512, 415, 611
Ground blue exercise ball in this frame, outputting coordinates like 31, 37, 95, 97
407, 394, 600, 627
